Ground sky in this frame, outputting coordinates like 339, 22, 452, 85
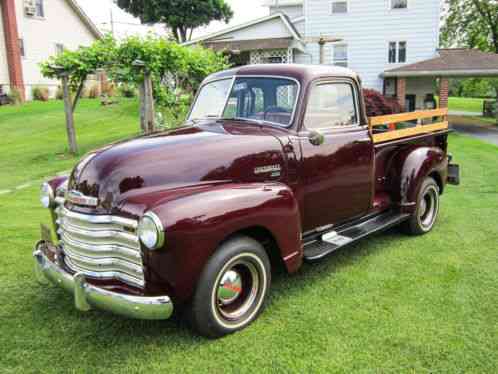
76, 0, 269, 39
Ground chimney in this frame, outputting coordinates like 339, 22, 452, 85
1, 0, 25, 101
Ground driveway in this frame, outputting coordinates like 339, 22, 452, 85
449, 110, 481, 116
450, 121, 498, 146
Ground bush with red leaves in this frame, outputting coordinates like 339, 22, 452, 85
363, 89, 402, 117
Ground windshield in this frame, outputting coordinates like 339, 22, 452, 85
188, 77, 299, 127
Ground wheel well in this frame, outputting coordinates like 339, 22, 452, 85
429, 171, 444, 194
223, 226, 286, 272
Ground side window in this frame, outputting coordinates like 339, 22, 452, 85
304, 82, 358, 129
276, 84, 298, 111
252, 87, 264, 113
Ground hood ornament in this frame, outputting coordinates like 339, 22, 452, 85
67, 190, 99, 207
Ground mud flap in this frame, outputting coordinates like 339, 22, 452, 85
448, 164, 460, 185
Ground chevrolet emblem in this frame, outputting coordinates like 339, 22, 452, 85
67, 190, 99, 207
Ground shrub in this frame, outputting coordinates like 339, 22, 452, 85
87, 84, 100, 99
32, 86, 50, 101
363, 89, 402, 116
102, 82, 116, 97
56, 86, 63, 100
8, 88, 23, 105
119, 83, 136, 98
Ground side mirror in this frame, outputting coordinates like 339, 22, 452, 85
308, 130, 325, 146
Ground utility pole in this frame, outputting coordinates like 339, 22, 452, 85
110, 8, 115, 37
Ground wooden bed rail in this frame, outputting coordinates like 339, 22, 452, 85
368, 108, 449, 144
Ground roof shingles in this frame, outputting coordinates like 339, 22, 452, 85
384, 49, 498, 77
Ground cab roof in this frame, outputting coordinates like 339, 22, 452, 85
204, 64, 360, 85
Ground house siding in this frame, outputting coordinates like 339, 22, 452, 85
269, 5, 304, 19
0, 0, 97, 99
304, 0, 441, 90
216, 17, 294, 41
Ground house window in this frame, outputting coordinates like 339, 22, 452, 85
35, 0, 44, 17
391, 0, 407, 9
55, 43, 65, 55
388, 42, 397, 63
304, 83, 358, 129
388, 41, 407, 63
19, 39, 25, 58
333, 44, 348, 67
398, 41, 406, 63
331, 1, 348, 14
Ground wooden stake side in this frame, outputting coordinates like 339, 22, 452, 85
369, 108, 449, 144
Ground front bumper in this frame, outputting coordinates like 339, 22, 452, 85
33, 241, 173, 320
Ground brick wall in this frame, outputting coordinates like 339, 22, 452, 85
439, 78, 449, 108
396, 78, 406, 111
1, 0, 25, 100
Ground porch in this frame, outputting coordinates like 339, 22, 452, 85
184, 13, 305, 67
383, 49, 498, 111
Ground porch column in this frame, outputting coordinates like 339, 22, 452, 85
1, 0, 25, 101
439, 77, 449, 108
396, 77, 406, 111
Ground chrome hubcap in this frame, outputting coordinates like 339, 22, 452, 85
217, 270, 242, 305
215, 259, 261, 322
419, 186, 438, 230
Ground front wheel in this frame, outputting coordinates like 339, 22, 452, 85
189, 236, 271, 338
401, 176, 440, 235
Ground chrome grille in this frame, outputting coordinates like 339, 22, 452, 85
55, 206, 144, 288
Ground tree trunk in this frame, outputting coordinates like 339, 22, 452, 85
178, 27, 187, 43
144, 72, 155, 134
61, 75, 78, 154
138, 83, 146, 133
72, 77, 86, 113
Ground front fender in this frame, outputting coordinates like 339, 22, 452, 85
391, 146, 447, 212
142, 183, 302, 303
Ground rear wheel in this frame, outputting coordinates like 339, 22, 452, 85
402, 177, 440, 235
189, 236, 271, 338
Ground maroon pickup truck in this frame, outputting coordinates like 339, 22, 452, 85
34, 65, 459, 338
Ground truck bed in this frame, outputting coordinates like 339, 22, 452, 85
369, 108, 449, 144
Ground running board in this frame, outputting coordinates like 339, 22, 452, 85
303, 211, 410, 261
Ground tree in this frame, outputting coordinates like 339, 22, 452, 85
441, 0, 498, 122
41, 35, 229, 153
116, 0, 234, 43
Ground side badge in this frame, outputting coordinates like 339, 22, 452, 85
254, 164, 281, 177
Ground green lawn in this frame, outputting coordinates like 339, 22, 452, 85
0, 99, 141, 191
448, 97, 485, 113
1, 100, 498, 373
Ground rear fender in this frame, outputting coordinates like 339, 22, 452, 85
390, 146, 448, 213
144, 183, 302, 302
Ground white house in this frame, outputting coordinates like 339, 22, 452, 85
0, 0, 101, 100
187, 0, 444, 111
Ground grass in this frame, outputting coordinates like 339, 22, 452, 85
1, 100, 498, 373
448, 97, 486, 113
0, 99, 142, 191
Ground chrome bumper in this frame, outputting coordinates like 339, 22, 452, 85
33, 242, 173, 320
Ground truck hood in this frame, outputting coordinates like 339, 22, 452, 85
68, 120, 287, 212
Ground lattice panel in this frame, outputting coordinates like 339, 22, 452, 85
250, 49, 292, 64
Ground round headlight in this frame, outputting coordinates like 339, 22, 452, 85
40, 182, 54, 208
137, 212, 165, 250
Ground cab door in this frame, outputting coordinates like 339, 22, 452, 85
299, 79, 374, 232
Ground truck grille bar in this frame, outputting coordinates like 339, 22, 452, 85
55, 206, 144, 288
